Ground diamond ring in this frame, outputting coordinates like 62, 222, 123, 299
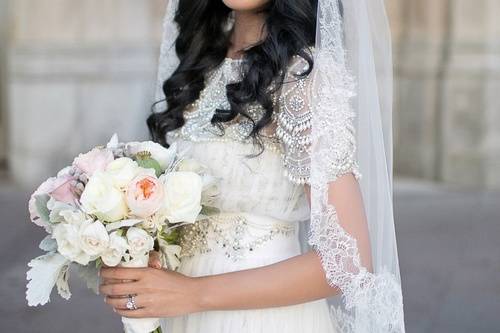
125, 294, 138, 310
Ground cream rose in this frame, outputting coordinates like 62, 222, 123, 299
101, 231, 129, 267
59, 209, 88, 225
105, 157, 140, 189
52, 223, 91, 265
126, 175, 164, 218
126, 141, 177, 171
161, 171, 203, 224
176, 159, 220, 205
79, 220, 110, 257
80, 171, 128, 222
126, 227, 154, 256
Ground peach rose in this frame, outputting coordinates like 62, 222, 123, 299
126, 175, 165, 218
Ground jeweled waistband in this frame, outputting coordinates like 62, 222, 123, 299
178, 212, 298, 261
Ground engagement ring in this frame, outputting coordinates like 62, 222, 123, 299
126, 294, 138, 310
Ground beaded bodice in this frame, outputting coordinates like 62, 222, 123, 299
166, 55, 360, 260
167, 57, 283, 153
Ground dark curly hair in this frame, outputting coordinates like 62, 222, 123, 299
147, 0, 318, 152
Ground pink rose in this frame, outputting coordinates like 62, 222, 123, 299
73, 148, 114, 176
126, 175, 164, 218
28, 171, 76, 229
50, 176, 76, 204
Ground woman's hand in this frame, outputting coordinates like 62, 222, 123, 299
99, 266, 203, 318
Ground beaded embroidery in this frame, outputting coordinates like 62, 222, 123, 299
167, 58, 282, 153
275, 56, 362, 184
166, 54, 361, 185
178, 214, 296, 261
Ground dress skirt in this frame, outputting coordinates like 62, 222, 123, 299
160, 213, 337, 333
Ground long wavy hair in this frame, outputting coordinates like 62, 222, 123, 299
147, 0, 318, 153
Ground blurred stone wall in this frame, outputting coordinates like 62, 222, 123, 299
0, 0, 8, 165
390, 0, 500, 189
2, 0, 500, 189
5, 0, 164, 185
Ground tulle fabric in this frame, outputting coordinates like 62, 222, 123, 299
171, 138, 310, 223
161, 213, 336, 333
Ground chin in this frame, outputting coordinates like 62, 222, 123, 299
222, 0, 270, 11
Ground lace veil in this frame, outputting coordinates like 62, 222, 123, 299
155, 0, 405, 332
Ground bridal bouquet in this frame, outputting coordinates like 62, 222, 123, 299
26, 134, 220, 333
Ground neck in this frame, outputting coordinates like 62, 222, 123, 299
228, 10, 266, 58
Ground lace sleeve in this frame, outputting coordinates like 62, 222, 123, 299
276, 55, 361, 185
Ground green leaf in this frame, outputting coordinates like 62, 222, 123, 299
39, 235, 57, 252
135, 154, 162, 177
34, 194, 51, 224
95, 258, 103, 270
200, 205, 220, 216
161, 229, 180, 245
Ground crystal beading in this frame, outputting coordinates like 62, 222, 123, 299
166, 54, 361, 185
178, 214, 296, 261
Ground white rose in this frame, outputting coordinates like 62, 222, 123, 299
175, 159, 220, 205
200, 174, 221, 206
127, 141, 177, 171
105, 157, 139, 189
161, 171, 202, 224
79, 220, 110, 257
101, 231, 129, 267
52, 223, 91, 265
126, 227, 154, 256
80, 171, 128, 222
59, 209, 88, 225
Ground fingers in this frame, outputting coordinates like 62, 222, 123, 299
101, 278, 134, 285
149, 251, 162, 270
104, 294, 150, 311
99, 281, 141, 297
100, 267, 146, 281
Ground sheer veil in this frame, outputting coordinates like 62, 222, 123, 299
155, 0, 405, 332
310, 0, 405, 331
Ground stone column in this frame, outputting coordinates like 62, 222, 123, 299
391, 0, 452, 181
441, 0, 500, 188
0, 0, 9, 166
6, 0, 165, 186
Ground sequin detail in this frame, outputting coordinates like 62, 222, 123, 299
167, 55, 361, 185
167, 58, 282, 153
178, 214, 296, 261
275, 55, 361, 184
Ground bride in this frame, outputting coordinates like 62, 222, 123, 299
99, 0, 405, 332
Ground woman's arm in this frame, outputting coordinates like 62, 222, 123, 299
196, 250, 338, 311
198, 172, 372, 311
100, 173, 371, 318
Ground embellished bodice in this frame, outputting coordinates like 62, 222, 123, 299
166, 55, 360, 260
167, 57, 282, 152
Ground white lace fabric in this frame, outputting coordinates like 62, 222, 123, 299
306, 0, 405, 332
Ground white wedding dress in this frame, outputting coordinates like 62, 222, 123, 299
159, 55, 352, 333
